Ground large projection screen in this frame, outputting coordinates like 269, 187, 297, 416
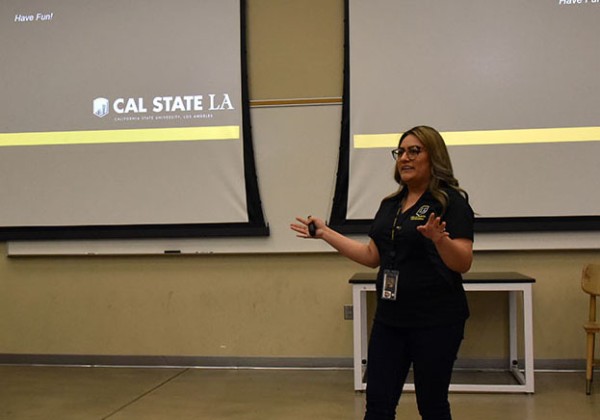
333, 0, 600, 233
0, 0, 267, 240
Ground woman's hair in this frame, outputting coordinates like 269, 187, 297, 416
390, 125, 468, 214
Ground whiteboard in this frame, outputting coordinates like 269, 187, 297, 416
8, 105, 343, 255
8, 105, 600, 255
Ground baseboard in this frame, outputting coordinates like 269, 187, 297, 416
0, 354, 353, 369
454, 358, 587, 371
0, 354, 591, 371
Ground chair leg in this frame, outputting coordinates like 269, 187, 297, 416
586, 332, 595, 395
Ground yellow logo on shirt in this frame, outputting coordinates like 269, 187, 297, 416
410, 205, 430, 221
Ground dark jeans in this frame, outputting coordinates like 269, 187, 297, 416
364, 320, 465, 420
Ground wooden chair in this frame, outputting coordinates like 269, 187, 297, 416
582, 263, 600, 395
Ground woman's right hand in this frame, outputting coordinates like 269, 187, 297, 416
291, 215, 380, 268
290, 215, 325, 239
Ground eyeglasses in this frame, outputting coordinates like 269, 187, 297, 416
391, 146, 424, 161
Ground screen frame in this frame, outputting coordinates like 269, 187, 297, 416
0, 0, 269, 241
328, 0, 600, 235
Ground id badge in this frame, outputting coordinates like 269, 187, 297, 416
382, 269, 399, 301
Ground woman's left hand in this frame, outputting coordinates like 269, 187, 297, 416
416, 212, 449, 244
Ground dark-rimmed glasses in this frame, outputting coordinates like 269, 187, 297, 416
391, 146, 423, 161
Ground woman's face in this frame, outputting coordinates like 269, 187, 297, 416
396, 134, 431, 189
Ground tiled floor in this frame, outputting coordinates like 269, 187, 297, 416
0, 366, 598, 419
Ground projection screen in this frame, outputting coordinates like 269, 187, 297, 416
331, 0, 600, 233
0, 0, 268, 240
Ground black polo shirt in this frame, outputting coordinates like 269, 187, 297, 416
369, 187, 474, 328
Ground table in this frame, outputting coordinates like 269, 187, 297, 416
350, 271, 535, 393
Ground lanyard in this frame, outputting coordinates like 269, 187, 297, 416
391, 201, 404, 241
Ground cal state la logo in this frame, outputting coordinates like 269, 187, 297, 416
410, 205, 430, 221
93, 97, 109, 118
415, 205, 430, 217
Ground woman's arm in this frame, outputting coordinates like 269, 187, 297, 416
290, 216, 380, 268
432, 236, 473, 273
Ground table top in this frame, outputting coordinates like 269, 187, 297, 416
349, 271, 535, 284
